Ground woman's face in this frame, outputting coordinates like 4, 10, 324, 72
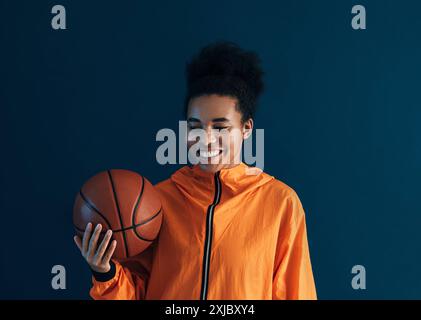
186, 94, 253, 173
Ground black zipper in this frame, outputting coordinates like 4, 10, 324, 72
199, 171, 222, 300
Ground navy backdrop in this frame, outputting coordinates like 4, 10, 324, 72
1, 0, 420, 299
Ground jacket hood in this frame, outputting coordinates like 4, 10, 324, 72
170, 163, 274, 206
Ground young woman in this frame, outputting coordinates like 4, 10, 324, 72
74, 41, 317, 300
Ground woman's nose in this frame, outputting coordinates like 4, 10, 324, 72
202, 128, 218, 145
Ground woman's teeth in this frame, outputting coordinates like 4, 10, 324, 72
200, 150, 220, 158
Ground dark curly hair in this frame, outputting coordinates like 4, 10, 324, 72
184, 41, 264, 122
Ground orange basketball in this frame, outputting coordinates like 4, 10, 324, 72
73, 169, 162, 259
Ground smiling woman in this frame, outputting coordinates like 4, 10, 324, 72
186, 94, 252, 172
80, 41, 317, 300
154, 116, 264, 169
182, 42, 263, 172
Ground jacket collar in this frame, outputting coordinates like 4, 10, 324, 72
171, 162, 274, 196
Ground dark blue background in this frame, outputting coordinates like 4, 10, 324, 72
1, 0, 420, 299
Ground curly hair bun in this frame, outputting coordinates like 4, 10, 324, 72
185, 41, 264, 121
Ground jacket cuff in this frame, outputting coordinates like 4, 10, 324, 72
91, 260, 116, 282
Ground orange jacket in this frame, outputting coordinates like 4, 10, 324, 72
90, 163, 317, 300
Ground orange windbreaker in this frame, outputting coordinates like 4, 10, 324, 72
90, 163, 317, 300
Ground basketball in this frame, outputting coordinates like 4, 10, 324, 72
73, 169, 163, 259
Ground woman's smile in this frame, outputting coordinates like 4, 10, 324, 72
198, 149, 222, 159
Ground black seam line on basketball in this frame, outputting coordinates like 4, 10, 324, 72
132, 231, 154, 242
200, 171, 221, 301
132, 175, 145, 240
73, 225, 155, 242
74, 226, 108, 234
137, 206, 162, 229
79, 191, 113, 230
73, 207, 162, 235
107, 170, 130, 258
132, 207, 163, 242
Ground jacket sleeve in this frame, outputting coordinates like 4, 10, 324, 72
89, 242, 155, 300
272, 191, 317, 300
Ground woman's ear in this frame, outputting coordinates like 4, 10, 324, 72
243, 118, 254, 140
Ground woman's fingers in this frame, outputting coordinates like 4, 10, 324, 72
82, 222, 92, 254
74, 235, 82, 252
87, 224, 102, 258
102, 240, 117, 265
75, 223, 116, 273
95, 230, 113, 261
